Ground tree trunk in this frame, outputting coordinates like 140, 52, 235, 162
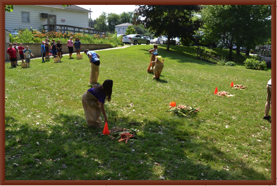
236, 45, 240, 55
228, 37, 233, 61
245, 47, 250, 56
167, 35, 170, 51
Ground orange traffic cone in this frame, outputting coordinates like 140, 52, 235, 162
170, 102, 176, 107
231, 81, 234, 87
102, 122, 110, 135
214, 87, 218, 94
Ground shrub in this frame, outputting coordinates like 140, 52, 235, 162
225, 61, 236, 66
18, 29, 34, 43
9, 34, 16, 43
244, 58, 267, 70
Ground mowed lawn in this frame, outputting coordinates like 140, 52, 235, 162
5, 45, 272, 180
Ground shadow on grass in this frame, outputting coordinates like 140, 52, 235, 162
140, 45, 256, 67
5, 107, 269, 180
154, 78, 168, 83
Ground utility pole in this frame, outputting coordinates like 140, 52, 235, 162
89, 8, 91, 27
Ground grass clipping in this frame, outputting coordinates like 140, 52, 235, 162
108, 127, 139, 143
217, 91, 234, 97
168, 105, 200, 117
233, 84, 248, 90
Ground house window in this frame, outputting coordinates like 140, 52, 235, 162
118, 28, 120, 32
22, 12, 30, 23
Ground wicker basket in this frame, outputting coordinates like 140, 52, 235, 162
21, 63, 29, 68
77, 54, 83, 59
54, 57, 60, 63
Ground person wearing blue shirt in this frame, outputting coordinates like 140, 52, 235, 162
82, 79, 113, 128
74, 38, 82, 56
41, 41, 46, 62
23, 46, 34, 67
84, 49, 100, 85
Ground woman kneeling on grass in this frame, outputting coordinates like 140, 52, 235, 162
151, 53, 164, 80
82, 80, 113, 128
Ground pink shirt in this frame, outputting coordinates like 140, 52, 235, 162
67, 40, 73, 47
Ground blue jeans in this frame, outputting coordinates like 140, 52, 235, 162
41, 52, 45, 61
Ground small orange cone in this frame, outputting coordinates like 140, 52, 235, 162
214, 87, 218, 94
170, 102, 176, 107
231, 81, 234, 87
102, 122, 110, 135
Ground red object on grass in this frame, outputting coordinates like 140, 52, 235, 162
214, 87, 218, 94
231, 81, 234, 87
170, 102, 176, 107
102, 122, 110, 135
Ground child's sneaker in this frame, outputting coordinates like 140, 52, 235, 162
263, 115, 271, 120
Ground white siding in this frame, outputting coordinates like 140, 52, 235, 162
5, 5, 89, 32
5, 31, 10, 43
115, 26, 129, 34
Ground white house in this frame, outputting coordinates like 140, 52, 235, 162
5, 5, 91, 32
115, 23, 132, 35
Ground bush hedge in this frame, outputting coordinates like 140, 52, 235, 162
244, 58, 267, 70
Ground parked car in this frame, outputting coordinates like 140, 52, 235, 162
150, 38, 159, 44
122, 34, 150, 45
144, 36, 151, 41
117, 34, 126, 37
174, 37, 181, 45
158, 36, 168, 44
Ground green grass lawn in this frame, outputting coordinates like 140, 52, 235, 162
5, 45, 272, 180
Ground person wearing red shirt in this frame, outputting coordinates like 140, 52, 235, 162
7, 43, 17, 67
13, 42, 19, 66
18, 43, 25, 63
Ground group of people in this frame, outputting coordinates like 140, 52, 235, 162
6, 42, 34, 67
40, 36, 82, 62
81, 45, 164, 128
82, 48, 113, 128
8, 40, 271, 128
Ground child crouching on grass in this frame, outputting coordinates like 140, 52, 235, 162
147, 44, 158, 73
151, 53, 164, 80
23, 46, 34, 67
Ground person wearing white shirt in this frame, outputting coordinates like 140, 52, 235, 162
263, 79, 271, 120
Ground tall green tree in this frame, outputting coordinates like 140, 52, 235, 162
107, 13, 121, 32
89, 18, 96, 28
94, 12, 108, 32
125, 26, 136, 35
134, 5, 201, 51
201, 5, 271, 59
120, 12, 134, 23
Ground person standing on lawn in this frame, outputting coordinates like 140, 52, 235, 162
23, 46, 34, 67
51, 39, 57, 58
41, 41, 46, 62
45, 40, 50, 61
82, 79, 113, 128
18, 43, 25, 63
147, 44, 158, 73
74, 37, 81, 56
67, 37, 74, 59
151, 53, 164, 80
263, 79, 271, 120
7, 43, 17, 67
84, 49, 100, 85
13, 42, 19, 66
57, 40, 62, 59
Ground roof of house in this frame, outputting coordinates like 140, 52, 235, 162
115, 23, 133, 27
35, 5, 91, 12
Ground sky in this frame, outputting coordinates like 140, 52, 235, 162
77, 5, 137, 20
